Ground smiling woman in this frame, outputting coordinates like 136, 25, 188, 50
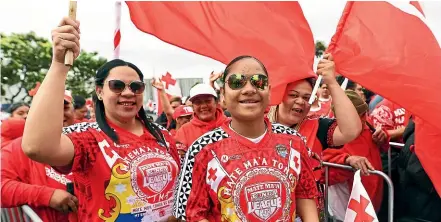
173, 55, 320, 222
21, 17, 180, 222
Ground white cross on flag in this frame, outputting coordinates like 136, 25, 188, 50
344, 170, 378, 222
289, 148, 301, 176
206, 157, 226, 193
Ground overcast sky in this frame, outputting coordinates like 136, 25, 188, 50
1, 0, 441, 81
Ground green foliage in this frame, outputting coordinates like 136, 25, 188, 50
1, 32, 107, 103
315, 40, 328, 58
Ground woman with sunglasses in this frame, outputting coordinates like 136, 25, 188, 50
174, 55, 319, 222
22, 17, 180, 222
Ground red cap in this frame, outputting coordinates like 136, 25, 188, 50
173, 105, 193, 119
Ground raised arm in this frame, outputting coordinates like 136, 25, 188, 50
22, 17, 80, 166
317, 54, 362, 146
151, 79, 174, 120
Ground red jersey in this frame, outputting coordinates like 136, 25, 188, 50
60, 121, 180, 221
322, 126, 383, 211
1, 138, 73, 222
307, 101, 332, 119
370, 99, 410, 130
175, 107, 228, 151
173, 119, 318, 221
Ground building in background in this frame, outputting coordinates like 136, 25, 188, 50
144, 77, 202, 118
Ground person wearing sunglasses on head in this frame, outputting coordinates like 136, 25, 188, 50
173, 55, 319, 222
174, 83, 228, 154
21, 17, 180, 222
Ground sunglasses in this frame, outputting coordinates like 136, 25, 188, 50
226, 74, 269, 90
107, 79, 145, 94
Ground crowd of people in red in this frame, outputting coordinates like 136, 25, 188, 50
1, 16, 440, 222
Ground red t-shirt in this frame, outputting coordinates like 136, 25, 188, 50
173, 119, 318, 221
370, 99, 409, 130
307, 101, 332, 119
1, 138, 74, 222
60, 121, 180, 221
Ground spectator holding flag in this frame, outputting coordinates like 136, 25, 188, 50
21, 17, 180, 221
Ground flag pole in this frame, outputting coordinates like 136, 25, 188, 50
340, 77, 349, 90
113, 1, 122, 59
64, 1, 77, 66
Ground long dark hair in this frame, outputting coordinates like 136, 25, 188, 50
94, 59, 166, 145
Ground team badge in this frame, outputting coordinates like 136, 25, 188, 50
275, 144, 288, 158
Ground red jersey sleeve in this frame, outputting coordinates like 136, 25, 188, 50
295, 145, 320, 199
1, 138, 56, 208
185, 148, 212, 221
61, 123, 100, 173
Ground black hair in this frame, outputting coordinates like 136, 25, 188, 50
221, 55, 269, 84
92, 92, 98, 104
73, 95, 86, 110
95, 59, 166, 145
8, 102, 30, 114
305, 77, 316, 89
169, 96, 182, 105
363, 88, 375, 104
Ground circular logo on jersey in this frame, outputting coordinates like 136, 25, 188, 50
130, 151, 178, 200
233, 167, 291, 221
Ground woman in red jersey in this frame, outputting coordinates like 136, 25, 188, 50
21, 17, 180, 222
267, 54, 362, 178
173, 55, 319, 222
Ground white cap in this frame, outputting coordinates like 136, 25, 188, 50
189, 84, 218, 101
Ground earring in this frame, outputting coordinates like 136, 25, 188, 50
98, 95, 103, 100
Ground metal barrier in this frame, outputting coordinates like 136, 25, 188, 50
21, 205, 42, 222
323, 162, 394, 222
0, 205, 41, 222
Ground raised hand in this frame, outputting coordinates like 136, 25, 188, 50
316, 53, 338, 86
151, 79, 165, 91
51, 17, 81, 65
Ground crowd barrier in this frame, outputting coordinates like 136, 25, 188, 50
21, 205, 42, 222
0, 205, 42, 222
323, 161, 394, 222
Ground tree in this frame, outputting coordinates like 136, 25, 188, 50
315, 40, 327, 58
1, 32, 107, 104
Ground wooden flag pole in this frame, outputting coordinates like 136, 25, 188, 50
64, 1, 77, 66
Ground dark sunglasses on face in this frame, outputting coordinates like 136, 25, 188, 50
107, 79, 145, 94
226, 74, 268, 90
